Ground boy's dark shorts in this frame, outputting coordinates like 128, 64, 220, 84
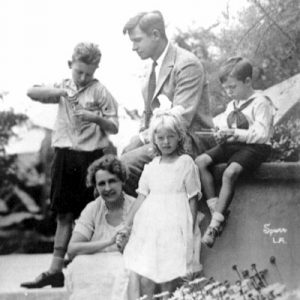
205, 143, 271, 172
50, 148, 104, 218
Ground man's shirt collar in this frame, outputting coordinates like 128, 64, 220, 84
155, 41, 170, 78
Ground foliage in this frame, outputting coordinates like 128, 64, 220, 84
174, 25, 228, 116
0, 110, 28, 151
269, 119, 300, 162
0, 109, 28, 191
173, 0, 300, 161
173, 0, 300, 116
138, 274, 292, 300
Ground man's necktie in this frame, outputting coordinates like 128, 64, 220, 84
145, 60, 157, 128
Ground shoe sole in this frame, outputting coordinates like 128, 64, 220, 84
21, 283, 64, 289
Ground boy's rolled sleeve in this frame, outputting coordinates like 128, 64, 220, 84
28, 82, 62, 104
97, 87, 119, 133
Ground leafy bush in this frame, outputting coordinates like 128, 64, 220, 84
269, 119, 300, 162
0, 110, 28, 191
173, 0, 300, 117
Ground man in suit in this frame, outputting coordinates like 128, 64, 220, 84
121, 10, 214, 197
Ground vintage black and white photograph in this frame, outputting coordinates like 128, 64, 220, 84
0, 0, 299, 299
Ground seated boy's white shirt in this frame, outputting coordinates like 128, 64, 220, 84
213, 91, 276, 144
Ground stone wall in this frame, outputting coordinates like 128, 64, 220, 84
200, 162, 300, 289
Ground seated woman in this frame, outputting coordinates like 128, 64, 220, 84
65, 154, 135, 300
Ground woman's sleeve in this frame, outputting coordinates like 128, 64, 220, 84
184, 157, 202, 200
73, 202, 97, 240
136, 163, 150, 196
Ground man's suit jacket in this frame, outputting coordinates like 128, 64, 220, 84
141, 43, 214, 155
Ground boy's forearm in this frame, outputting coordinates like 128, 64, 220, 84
93, 115, 118, 134
27, 86, 67, 103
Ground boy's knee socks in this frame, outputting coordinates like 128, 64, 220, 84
49, 256, 65, 273
210, 211, 225, 229
49, 246, 67, 273
207, 197, 218, 214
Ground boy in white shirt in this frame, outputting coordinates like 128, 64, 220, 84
21, 42, 118, 288
195, 57, 275, 248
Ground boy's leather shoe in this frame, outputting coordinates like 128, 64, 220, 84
202, 226, 219, 248
20, 271, 64, 288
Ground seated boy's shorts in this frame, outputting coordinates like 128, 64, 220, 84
205, 143, 271, 171
50, 148, 104, 218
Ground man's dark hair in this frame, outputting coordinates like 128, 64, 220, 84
123, 10, 167, 39
219, 57, 253, 83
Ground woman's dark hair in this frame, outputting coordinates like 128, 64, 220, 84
86, 154, 127, 188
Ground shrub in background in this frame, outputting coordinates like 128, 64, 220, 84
269, 118, 300, 162
0, 110, 28, 191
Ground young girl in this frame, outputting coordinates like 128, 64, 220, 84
120, 107, 202, 299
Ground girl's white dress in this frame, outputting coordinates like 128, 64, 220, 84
124, 154, 202, 283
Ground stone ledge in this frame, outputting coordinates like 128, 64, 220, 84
0, 254, 68, 300
213, 162, 300, 181
0, 289, 68, 300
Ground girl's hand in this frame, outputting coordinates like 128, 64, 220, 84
116, 227, 131, 253
109, 232, 118, 245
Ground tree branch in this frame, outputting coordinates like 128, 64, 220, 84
251, 0, 296, 49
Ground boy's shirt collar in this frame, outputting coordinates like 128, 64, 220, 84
65, 78, 98, 98
234, 90, 263, 106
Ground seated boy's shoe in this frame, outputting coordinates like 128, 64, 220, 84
20, 271, 64, 288
202, 226, 219, 248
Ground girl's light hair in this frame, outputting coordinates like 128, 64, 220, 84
149, 106, 188, 156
